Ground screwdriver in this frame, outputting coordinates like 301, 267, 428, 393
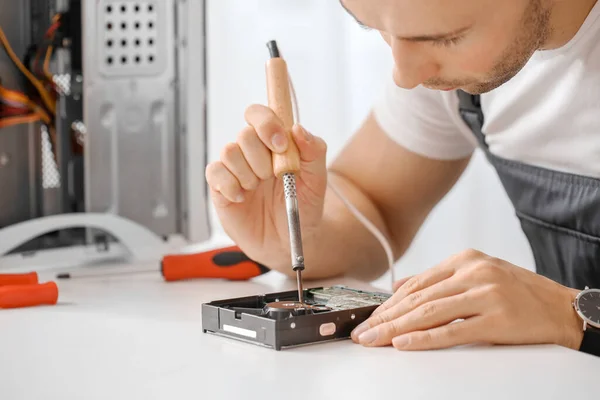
0, 272, 38, 287
265, 40, 306, 304
0, 271, 58, 309
0, 282, 58, 309
55, 245, 270, 282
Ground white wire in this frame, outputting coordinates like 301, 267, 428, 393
287, 76, 396, 290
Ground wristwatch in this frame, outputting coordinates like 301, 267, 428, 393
573, 286, 600, 357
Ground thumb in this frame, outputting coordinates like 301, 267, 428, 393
291, 124, 327, 164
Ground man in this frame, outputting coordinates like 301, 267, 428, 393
205, 0, 600, 355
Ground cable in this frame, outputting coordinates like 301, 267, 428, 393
0, 24, 56, 114
0, 105, 30, 117
42, 17, 61, 83
43, 45, 54, 81
287, 74, 396, 289
0, 114, 40, 129
0, 85, 51, 124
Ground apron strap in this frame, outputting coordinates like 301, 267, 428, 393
457, 90, 488, 149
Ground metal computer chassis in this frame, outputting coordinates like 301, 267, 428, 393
201, 285, 391, 350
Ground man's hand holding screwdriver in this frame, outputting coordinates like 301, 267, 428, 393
205, 105, 329, 277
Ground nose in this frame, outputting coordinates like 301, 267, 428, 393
388, 37, 438, 89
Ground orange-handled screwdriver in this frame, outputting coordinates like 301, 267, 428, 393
161, 245, 270, 281
0, 272, 39, 287
56, 245, 270, 282
0, 282, 58, 309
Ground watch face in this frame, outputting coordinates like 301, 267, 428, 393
576, 289, 600, 328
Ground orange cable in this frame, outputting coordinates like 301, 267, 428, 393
0, 25, 56, 114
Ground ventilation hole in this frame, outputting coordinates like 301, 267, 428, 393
107, 56, 113, 65
148, 21, 154, 29
135, 55, 141, 63
121, 38, 127, 47
148, 38, 154, 46
148, 4, 154, 12
121, 55, 128, 64
134, 38, 141, 46
135, 21, 140, 29
121, 22, 127, 30
148, 55, 154, 63
106, 39, 113, 47
121, 4, 126, 13
134, 4, 140, 12
106, 5, 113, 13
107, 22, 113, 30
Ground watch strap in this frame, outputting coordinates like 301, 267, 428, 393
579, 326, 600, 357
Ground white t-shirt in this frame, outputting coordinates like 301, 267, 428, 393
373, 1, 600, 179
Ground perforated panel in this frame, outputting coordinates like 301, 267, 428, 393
98, 0, 166, 77
41, 126, 60, 189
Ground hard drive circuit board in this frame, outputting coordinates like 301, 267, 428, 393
306, 286, 390, 311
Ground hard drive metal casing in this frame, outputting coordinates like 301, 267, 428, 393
201, 286, 391, 350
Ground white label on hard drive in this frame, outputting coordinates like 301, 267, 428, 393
223, 325, 257, 339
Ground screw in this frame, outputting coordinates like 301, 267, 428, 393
75, 75, 83, 83
290, 323, 296, 329
351, 314, 356, 320
0, 153, 9, 167
296, 256, 304, 263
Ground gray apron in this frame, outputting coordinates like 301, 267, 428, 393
457, 91, 600, 290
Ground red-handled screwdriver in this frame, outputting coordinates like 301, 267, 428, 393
56, 245, 270, 282
161, 245, 270, 281
0, 272, 39, 287
0, 282, 59, 309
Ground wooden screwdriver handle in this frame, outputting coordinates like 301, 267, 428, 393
266, 56, 301, 178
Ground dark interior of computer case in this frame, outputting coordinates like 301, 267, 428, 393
0, 0, 87, 254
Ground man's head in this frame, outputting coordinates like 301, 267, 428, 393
341, 0, 553, 94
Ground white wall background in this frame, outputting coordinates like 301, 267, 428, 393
205, 0, 535, 290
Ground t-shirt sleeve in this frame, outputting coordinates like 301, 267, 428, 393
372, 79, 476, 160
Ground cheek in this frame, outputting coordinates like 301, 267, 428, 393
450, 35, 511, 77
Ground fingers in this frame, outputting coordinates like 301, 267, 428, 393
372, 266, 456, 316
354, 275, 467, 343
220, 142, 260, 191
291, 124, 327, 163
237, 126, 273, 180
210, 187, 233, 208
244, 104, 289, 154
205, 161, 244, 204
357, 292, 478, 347
207, 103, 328, 209
392, 276, 414, 293
392, 317, 484, 351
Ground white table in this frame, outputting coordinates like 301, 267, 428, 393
1, 266, 599, 400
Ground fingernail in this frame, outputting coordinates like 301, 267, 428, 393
392, 335, 410, 349
271, 134, 288, 152
301, 126, 312, 141
358, 329, 378, 345
235, 194, 245, 203
351, 322, 369, 340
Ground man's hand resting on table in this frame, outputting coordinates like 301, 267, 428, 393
351, 249, 584, 351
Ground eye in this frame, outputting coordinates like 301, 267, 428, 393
431, 36, 464, 48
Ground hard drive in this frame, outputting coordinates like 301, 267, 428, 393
201, 285, 391, 350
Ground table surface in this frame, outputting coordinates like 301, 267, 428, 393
1, 264, 599, 400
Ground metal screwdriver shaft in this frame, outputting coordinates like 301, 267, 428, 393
283, 172, 305, 304
265, 40, 305, 304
